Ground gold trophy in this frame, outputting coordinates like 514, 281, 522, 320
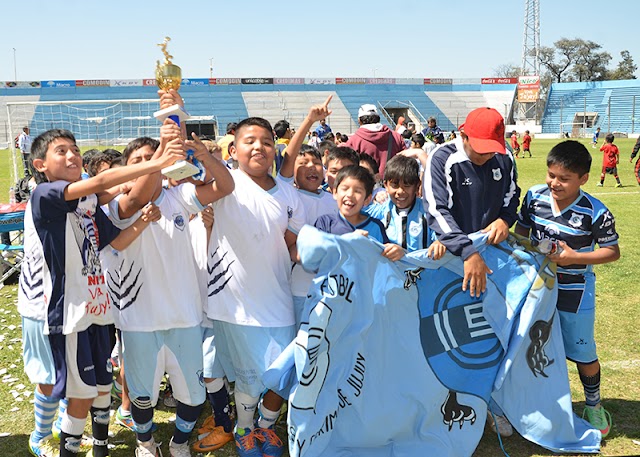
154, 37, 202, 180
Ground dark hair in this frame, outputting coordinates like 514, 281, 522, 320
605, 133, 615, 143
31, 129, 76, 162
340, 134, 349, 143
102, 148, 123, 160
359, 114, 380, 125
411, 133, 426, 148
318, 140, 335, 153
358, 152, 379, 175
273, 120, 290, 139
235, 117, 274, 141
334, 165, 375, 197
384, 154, 420, 185
122, 137, 160, 163
401, 129, 413, 140
428, 117, 437, 124
327, 145, 359, 166
324, 132, 335, 141
81, 148, 100, 168
547, 140, 592, 176
88, 152, 116, 177
226, 122, 238, 134
298, 144, 322, 161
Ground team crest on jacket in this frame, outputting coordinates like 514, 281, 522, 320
173, 213, 185, 231
568, 213, 584, 228
492, 168, 502, 181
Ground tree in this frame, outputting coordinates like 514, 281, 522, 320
608, 50, 637, 80
572, 41, 611, 81
536, 38, 613, 83
493, 64, 522, 78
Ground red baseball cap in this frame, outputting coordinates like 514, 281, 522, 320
459, 107, 506, 154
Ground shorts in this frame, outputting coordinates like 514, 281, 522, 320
556, 273, 595, 314
602, 166, 618, 175
49, 324, 112, 399
212, 321, 295, 397
293, 295, 306, 330
22, 317, 56, 386
202, 325, 234, 381
558, 309, 597, 364
122, 326, 205, 407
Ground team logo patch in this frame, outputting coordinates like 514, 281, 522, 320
287, 206, 293, 219
409, 220, 422, 237
545, 223, 560, 236
492, 168, 502, 181
568, 213, 584, 228
462, 177, 472, 186
173, 213, 185, 231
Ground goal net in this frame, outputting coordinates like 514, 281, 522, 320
6, 99, 161, 182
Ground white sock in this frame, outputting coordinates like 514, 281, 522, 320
234, 391, 258, 430
257, 399, 279, 429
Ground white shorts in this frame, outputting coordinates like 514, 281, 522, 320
22, 317, 56, 386
202, 326, 234, 381
122, 326, 205, 407
213, 321, 295, 397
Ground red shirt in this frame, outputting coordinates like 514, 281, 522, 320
522, 134, 531, 149
600, 143, 619, 168
510, 134, 519, 149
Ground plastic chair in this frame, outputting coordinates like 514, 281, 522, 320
0, 210, 25, 287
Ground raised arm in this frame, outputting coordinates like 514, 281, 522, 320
280, 95, 333, 179
185, 133, 235, 205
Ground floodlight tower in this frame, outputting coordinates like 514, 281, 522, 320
519, 0, 540, 122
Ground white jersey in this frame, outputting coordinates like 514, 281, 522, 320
189, 215, 213, 329
207, 169, 305, 327
108, 184, 205, 332
276, 175, 338, 297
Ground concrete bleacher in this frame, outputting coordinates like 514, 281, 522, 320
542, 79, 640, 135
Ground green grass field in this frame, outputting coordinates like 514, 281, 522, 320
0, 138, 638, 456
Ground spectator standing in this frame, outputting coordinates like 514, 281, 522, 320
315, 119, 332, 140
18, 126, 33, 177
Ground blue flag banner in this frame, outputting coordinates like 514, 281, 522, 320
264, 226, 601, 457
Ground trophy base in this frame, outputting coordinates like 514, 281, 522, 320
162, 160, 201, 180
154, 104, 190, 122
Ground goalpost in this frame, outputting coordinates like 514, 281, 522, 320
6, 99, 161, 183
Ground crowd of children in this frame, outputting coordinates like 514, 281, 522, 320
17, 95, 622, 457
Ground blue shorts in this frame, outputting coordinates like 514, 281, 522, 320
22, 317, 56, 386
293, 295, 306, 330
558, 309, 597, 364
202, 325, 234, 382
49, 324, 112, 399
213, 321, 295, 397
122, 326, 205, 407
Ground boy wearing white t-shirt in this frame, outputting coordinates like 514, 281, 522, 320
207, 117, 305, 457
278, 96, 338, 327
108, 90, 235, 457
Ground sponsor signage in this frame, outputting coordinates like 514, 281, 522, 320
518, 75, 540, 90
181, 78, 209, 86
76, 79, 110, 87
3, 81, 41, 88
241, 78, 273, 85
210, 78, 241, 85
424, 78, 453, 85
396, 78, 424, 85
43, 80, 76, 88
274, 78, 304, 85
306, 78, 334, 85
481, 77, 518, 84
111, 79, 143, 87
336, 77, 366, 84
143, 79, 157, 86
366, 78, 396, 84
517, 75, 540, 102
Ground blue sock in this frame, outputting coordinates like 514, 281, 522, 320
32, 389, 59, 442
580, 371, 601, 407
54, 398, 69, 432
208, 386, 233, 433
173, 402, 202, 444
131, 397, 154, 442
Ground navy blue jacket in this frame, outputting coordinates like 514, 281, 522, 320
422, 139, 520, 260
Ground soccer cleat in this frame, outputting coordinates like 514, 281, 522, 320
197, 414, 216, 436
487, 412, 513, 437
136, 438, 164, 457
111, 381, 123, 400
615, 183, 622, 188
29, 433, 59, 457
169, 437, 192, 457
234, 427, 263, 457
163, 389, 177, 408
255, 425, 285, 457
596, 183, 603, 187
192, 425, 233, 453
583, 405, 612, 438
115, 407, 158, 433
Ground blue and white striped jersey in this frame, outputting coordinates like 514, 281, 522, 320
518, 184, 619, 313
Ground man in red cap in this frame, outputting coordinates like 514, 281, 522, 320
422, 107, 520, 297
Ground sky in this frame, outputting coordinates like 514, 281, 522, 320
2, 0, 638, 81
